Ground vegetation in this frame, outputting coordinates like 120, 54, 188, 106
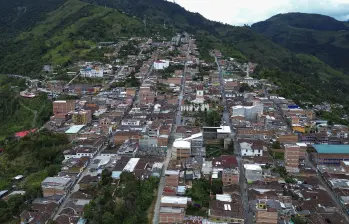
193, 110, 222, 127
0, 76, 52, 140
252, 13, 349, 73
110, 72, 140, 88
0, 131, 70, 223
0, 0, 144, 75
84, 171, 159, 224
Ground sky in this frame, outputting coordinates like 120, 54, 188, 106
174, 0, 349, 25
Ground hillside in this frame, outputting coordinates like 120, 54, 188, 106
0, 0, 349, 107
79, 0, 349, 106
0, 0, 144, 75
252, 13, 349, 72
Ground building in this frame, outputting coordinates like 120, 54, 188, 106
65, 125, 85, 141
53, 100, 75, 115
165, 170, 180, 187
160, 196, 188, 208
312, 145, 349, 166
41, 177, 73, 197
284, 144, 300, 173
159, 207, 185, 224
72, 110, 92, 125
208, 194, 244, 223
255, 200, 278, 224
240, 141, 263, 157
232, 103, 263, 121
203, 126, 231, 140
154, 60, 170, 70
244, 164, 263, 183
222, 169, 239, 186
172, 140, 191, 160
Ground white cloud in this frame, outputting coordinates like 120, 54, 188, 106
174, 0, 349, 25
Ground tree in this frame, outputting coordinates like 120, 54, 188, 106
102, 212, 115, 224
272, 141, 281, 149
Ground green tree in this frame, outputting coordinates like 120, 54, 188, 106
102, 212, 115, 224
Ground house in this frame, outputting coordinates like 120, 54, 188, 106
154, 60, 170, 70
239, 141, 264, 157
159, 207, 185, 224
78, 175, 99, 190
20, 201, 58, 224
208, 195, 244, 223
160, 196, 189, 208
244, 164, 263, 183
61, 157, 89, 174
114, 131, 141, 145
41, 177, 73, 197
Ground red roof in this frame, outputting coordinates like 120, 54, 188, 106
15, 129, 37, 138
221, 155, 238, 168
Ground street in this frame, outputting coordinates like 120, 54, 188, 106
214, 55, 252, 224
152, 41, 191, 224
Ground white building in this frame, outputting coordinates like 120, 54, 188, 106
232, 103, 263, 121
244, 164, 263, 182
239, 142, 263, 157
241, 77, 259, 87
154, 60, 170, 70
181, 86, 209, 112
80, 67, 104, 78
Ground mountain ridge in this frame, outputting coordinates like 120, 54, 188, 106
251, 12, 349, 73
0, 0, 349, 106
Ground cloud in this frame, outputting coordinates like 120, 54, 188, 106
174, 0, 349, 25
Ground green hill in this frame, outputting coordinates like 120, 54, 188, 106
251, 13, 349, 73
1, 0, 349, 107
0, 0, 144, 74
80, 0, 349, 105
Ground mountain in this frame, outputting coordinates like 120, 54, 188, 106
1, 0, 349, 107
0, 0, 144, 74
251, 13, 349, 73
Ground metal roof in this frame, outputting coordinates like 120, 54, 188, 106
313, 145, 349, 154
65, 125, 85, 134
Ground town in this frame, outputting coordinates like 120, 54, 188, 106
2, 32, 349, 224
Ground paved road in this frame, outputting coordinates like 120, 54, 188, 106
152, 42, 191, 224
215, 55, 252, 224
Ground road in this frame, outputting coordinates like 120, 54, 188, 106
53, 144, 109, 220
214, 55, 252, 224
152, 41, 191, 224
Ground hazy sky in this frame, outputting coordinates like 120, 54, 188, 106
174, 0, 349, 25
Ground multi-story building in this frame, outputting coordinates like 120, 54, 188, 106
41, 177, 73, 197
312, 145, 349, 166
172, 140, 191, 160
53, 100, 75, 115
232, 103, 263, 121
255, 200, 278, 224
222, 169, 239, 186
72, 110, 92, 125
284, 144, 300, 173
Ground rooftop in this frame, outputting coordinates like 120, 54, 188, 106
244, 164, 262, 171
65, 125, 85, 134
173, 140, 191, 149
313, 145, 349, 154
161, 196, 188, 205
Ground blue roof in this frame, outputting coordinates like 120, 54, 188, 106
313, 145, 349, 154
